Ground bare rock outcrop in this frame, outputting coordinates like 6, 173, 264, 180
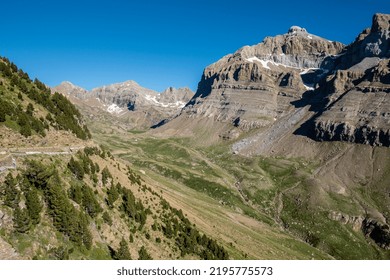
310, 59, 390, 146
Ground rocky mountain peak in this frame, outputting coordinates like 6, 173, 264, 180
52, 81, 88, 97
336, 13, 390, 70
59, 81, 81, 89
159, 87, 193, 106
287, 26, 308, 35
372, 13, 390, 35
230, 26, 345, 72
298, 13, 390, 147
61, 81, 76, 87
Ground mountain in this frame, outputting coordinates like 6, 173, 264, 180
52, 81, 194, 130
155, 24, 344, 141
162, 14, 390, 149
157, 13, 390, 153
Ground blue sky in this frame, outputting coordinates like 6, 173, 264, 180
0, 0, 389, 92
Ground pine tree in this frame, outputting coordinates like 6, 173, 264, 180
25, 187, 43, 225
78, 212, 93, 250
68, 157, 84, 180
138, 246, 152, 260
49, 246, 70, 260
115, 237, 132, 260
69, 183, 83, 204
101, 167, 112, 185
102, 211, 113, 226
13, 206, 31, 233
0, 107, 5, 122
20, 123, 32, 137
2, 173, 20, 208
45, 172, 71, 233
106, 184, 119, 208
81, 185, 102, 218
23, 159, 53, 189
26, 103, 34, 116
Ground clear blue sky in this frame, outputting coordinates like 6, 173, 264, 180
0, 0, 389, 92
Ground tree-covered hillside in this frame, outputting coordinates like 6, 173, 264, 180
0, 146, 229, 259
0, 56, 90, 140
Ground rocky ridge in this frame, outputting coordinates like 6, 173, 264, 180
53, 81, 194, 129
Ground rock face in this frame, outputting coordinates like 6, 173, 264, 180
177, 24, 344, 131
307, 14, 390, 146
53, 81, 194, 128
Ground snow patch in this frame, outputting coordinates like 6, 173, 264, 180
144, 94, 186, 108
159, 101, 187, 108
330, 53, 344, 59
246, 57, 289, 69
246, 56, 320, 72
303, 84, 315, 91
144, 94, 159, 104
246, 57, 270, 69
299, 67, 322, 75
107, 103, 124, 114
